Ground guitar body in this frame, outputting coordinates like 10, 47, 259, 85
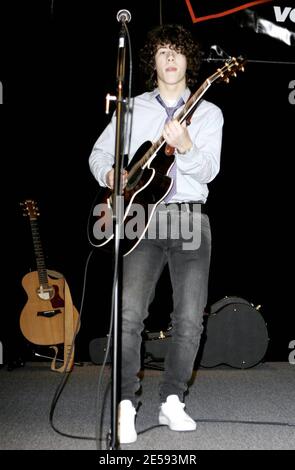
20, 271, 79, 346
88, 141, 174, 255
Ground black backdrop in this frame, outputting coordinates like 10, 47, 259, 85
1, 0, 294, 364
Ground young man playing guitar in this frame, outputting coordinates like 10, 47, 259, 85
89, 24, 223, 444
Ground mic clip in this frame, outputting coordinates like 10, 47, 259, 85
105, 94, 127, 114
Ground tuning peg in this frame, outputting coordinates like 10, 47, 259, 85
225, 77, 230, 83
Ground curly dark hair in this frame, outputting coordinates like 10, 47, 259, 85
139, 24, 202, 90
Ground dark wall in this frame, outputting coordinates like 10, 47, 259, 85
1, 0, 294, 364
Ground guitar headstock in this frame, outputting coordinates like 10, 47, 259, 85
209, 56, 246, 85
20, 199, 40, 220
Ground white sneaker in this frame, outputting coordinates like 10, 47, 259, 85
159, 395, 197, 431
117, 400, 137, 444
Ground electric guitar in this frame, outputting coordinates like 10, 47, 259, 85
88, 57, 245, 256
20, 200, 80, 371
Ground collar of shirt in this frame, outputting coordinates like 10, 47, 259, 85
149, 87, 191, 106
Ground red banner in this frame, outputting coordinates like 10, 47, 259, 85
185, 0, 273, 23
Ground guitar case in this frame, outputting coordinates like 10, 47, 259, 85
143, 327, 172, 369
199, 296, 269, 368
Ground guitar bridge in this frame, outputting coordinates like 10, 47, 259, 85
37, 309, 62, 318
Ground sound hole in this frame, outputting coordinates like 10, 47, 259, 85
37, 285, 55, 300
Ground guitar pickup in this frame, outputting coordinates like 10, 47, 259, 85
37, 309, 62, 318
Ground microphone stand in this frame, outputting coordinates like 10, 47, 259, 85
108, 21, 127, 450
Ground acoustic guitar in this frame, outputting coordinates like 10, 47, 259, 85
20, 200, 80, 371
88, 57, 246, 256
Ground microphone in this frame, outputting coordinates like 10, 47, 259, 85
116, 9, 131, 23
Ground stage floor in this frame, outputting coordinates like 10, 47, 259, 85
0, 361, 294, 450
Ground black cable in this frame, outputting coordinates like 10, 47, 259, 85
136, 418, 295, 439
50, 0, 54, 18
49, 416, 295, 443
195, 418, 295, 427
159, 0, 163, 26
49, 249, 96, 441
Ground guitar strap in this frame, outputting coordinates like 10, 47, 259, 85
50, 278, 78, 373
63, 279, 75, 371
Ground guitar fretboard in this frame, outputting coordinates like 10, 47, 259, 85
30, 219, 49, 288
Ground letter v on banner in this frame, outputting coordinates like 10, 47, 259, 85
274, 6, 291, 22
185, 0, 273, 23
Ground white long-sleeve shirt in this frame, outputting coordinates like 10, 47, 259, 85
89, 87, 223, 203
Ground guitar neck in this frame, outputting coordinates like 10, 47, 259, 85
29, 218, 49, 287
177, 79, 211, 125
